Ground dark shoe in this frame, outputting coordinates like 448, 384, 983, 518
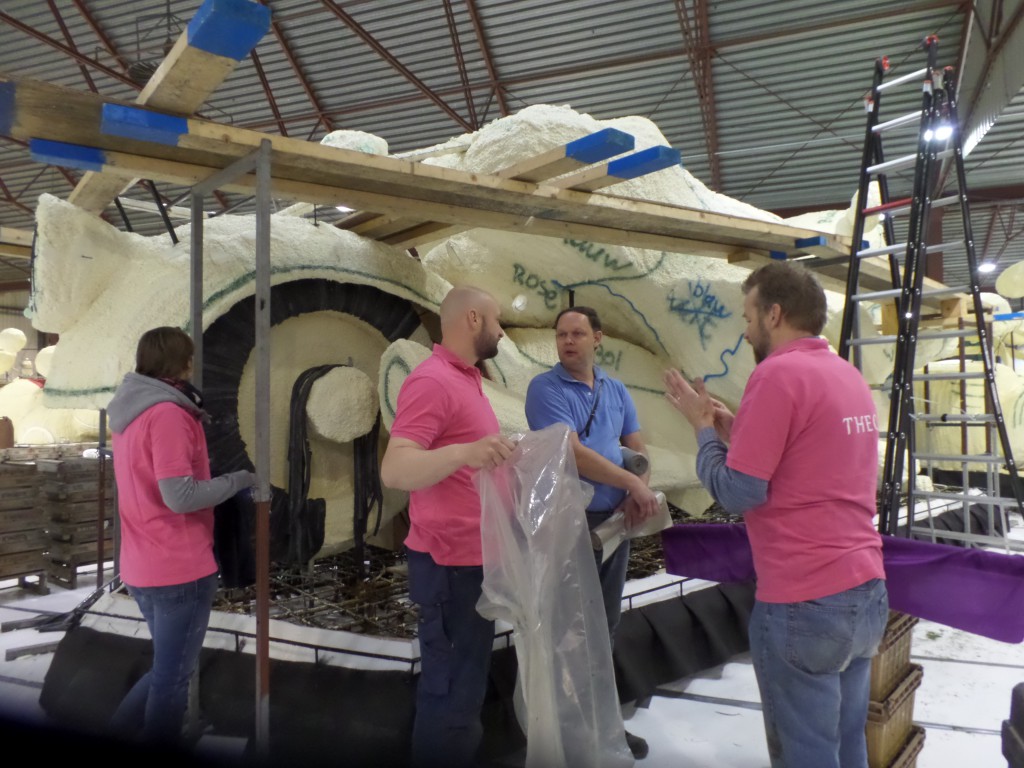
625, 730, 648, 760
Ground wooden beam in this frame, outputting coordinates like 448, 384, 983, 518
345, 128, 637, 240
0, 226, 32, 248
66, 0, 270, 215
5, 75, 853, 259
0, 244, 30, 260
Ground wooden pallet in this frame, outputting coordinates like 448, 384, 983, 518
45, 546, 113, 590
43, 498, 114, 523
0, 549, 48, 593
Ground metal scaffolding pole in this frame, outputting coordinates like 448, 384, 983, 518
188, 139, 273, 753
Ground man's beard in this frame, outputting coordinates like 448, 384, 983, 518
750, 317, 769, 364
474, 331, 500, 361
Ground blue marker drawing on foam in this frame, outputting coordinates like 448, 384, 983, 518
667, 278, 732, 350
703, 333, 745, 382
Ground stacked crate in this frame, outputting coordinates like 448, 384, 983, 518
867, 611, 926, 768
0, 462, 47, 592
38, 458, 115, 589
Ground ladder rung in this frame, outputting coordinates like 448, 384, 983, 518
915, 371, 985, 381
880, 194, 961, 218
849, 335, 898, 346
852, 330, 982, 345
852, 288, 902, 301
913, 413, 994, 423
924, 240, 966, 254
863, 197, 912, 216
913, 490, 1019, 506
872, 111, 923, 133
924, 284, 969, 297
867, 148, 953, 175
917, 328, 980, 341
856, 242, 906, 258
915, 453, 1004, 464
876, 67, 929, 92
867, 154, 917, 174
852, 285, 970, 302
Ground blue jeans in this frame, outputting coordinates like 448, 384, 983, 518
110, 572, 218, 743
407, 548, 495, 768
750, 578, 888, 768
587, 510, 631, 647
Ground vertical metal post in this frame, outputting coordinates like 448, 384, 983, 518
190, 193, 205, 390
96, 408, 107, 590
253, 138, 273, 754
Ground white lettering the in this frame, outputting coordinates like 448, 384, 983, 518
842, 412, 879, 435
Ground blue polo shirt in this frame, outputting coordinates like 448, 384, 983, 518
525, 363, 641, 512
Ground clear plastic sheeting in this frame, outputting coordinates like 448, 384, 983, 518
476, 423, 632, 768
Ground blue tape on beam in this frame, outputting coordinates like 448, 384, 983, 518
995, 312, 1024, 321
0, 82, 14, 137
101, 104, 188, 146
30, 139, 105, 173
187, 0, 271, 61
606, 146, 681, 180
769, 251, 788, 260
564, 128, 635, 165
795, 236, 827, 249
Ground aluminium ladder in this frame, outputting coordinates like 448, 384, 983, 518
838, 36, 1024, 548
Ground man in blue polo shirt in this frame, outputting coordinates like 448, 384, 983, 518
525, 305, 660, 760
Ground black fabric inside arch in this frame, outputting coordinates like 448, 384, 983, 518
203, 279, 422, 583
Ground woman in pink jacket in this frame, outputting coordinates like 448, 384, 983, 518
107, 327, 254, 744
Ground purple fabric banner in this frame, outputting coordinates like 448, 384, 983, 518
661, 523, 1024, 643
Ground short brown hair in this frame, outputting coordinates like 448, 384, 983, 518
741, 262, 827, 335
555, 305, 602, 332
135, 327, 194, 379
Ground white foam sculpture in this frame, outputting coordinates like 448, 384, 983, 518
26, 103, 1024, 550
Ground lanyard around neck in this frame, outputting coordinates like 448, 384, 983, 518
580, 377, 604, 439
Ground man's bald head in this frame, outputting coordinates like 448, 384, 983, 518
438, 286, 503, 364
440, 286, 495, 331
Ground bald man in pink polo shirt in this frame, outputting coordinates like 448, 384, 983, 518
665, 262, 887, 768
382, 286, 515, 768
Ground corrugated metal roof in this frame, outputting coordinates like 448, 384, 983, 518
0, 0, 1020, 295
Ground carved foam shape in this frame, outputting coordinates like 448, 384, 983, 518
234, 311, 430, 552
0, 328, 27, 356
430, 234, 890, 406
307, 366, 379, 444
320, 129, 388, 156
32, 192, 450, 410
33, 345, 56, 378
0, 378, 100, 444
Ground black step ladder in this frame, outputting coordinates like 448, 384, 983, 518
838, 36, 1024, 547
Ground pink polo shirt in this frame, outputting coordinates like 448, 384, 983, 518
727, 337, 884, 603
390, 344, 500, 565
112, 402, 218, 587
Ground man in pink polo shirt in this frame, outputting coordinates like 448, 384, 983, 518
665, 262, 887, 768
382, 286, 516, 768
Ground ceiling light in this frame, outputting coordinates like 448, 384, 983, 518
978, 262, 996, 273
336, 205, 353, 213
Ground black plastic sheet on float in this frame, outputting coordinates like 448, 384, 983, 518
40, 583, 756, 765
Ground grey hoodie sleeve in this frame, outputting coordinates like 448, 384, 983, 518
157, 470, 257, 514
